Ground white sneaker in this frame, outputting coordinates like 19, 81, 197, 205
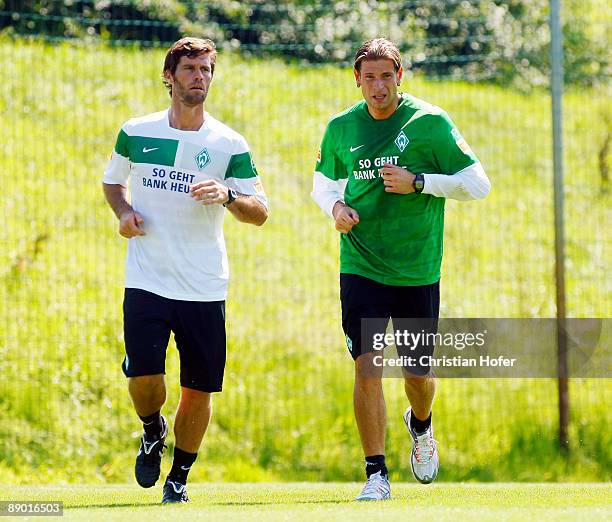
355, 471, 391, 501
403, 408, 439, 484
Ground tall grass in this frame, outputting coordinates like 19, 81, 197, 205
0, 39, 610, 484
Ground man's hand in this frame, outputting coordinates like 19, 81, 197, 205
103, 183, 145, 238
119, 209, 145, 238
332, 201, 360, 234
379, 163, 416, 194
190, 179, 229, 205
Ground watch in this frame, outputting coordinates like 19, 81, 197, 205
413, 173, 425, 193
223, 188, 238, 207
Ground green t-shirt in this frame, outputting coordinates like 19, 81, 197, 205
315, 93, 478, 286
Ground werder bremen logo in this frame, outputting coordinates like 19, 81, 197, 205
195, 148, 211, 170
395, 130, 409, 152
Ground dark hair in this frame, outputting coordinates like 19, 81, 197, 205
354, 38, 402, 72
162, 37, 217, 95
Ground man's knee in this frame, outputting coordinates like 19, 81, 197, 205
129, 374, 166, 398
404, 374, 436, 390
354, 352, 384, 382
180, 387, 212, 408
355, 361, 383, 393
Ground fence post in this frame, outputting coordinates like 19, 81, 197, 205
550, 0, 569, 450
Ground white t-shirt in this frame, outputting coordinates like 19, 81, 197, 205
104, 109, 267, 301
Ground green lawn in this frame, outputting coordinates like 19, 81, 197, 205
2, 483, 610, 521
0, 38, 610, 483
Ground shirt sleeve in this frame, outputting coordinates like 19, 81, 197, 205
103, 127, 131, 186
423, 162, 491, 200
430, 112, 478, 175
224, 134, 268, 210
314, 121, 347, 181
311, 122, 347, 218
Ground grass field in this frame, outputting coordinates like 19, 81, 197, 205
2, 483, 611, 521
0, 38, 610, 484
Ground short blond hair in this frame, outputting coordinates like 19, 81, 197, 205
354, 38, 402, 72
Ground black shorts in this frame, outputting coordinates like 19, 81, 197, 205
340, 273, 440, 375
122, 288, 226, 392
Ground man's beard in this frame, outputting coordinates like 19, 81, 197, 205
178, 85, 207, 106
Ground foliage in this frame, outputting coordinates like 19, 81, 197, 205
0, 1, 609, 88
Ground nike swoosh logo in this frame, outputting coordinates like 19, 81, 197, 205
168, 481, 186, 493
350, 145, 365, 152
142, 439, 160, 454
142, 147, 158, 153
180, 465, 191, 470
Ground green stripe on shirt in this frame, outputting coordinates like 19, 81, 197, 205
225, 151, 258, 179
114, 129, 130, 157
127, 135, 179, 166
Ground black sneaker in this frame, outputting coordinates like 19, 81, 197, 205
135, 415, 168, 488
162, 480, 189, 504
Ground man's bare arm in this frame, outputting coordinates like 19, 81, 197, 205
102, 183, 145, 237
190, 180, 268, 226
225, 195, 268, 226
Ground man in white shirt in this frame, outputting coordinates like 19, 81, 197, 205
103, 37, 268, 504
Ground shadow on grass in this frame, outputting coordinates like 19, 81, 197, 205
68, 499, 353, 509
211, 500, 353, 506
68, 503, 161, 509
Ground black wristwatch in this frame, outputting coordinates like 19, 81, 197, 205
413, 173, 425, 193
223, 188, 238, 207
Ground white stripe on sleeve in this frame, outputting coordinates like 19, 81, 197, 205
311, 171, 348, 218
227, 177, 269, 210
422, 162, 491, 200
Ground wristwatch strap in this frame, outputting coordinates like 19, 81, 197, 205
413, 173, 425, 193
223, 188, 238, 207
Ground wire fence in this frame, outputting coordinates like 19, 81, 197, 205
0, 0, 610, 483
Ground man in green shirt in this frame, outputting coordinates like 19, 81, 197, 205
312, 38, 490, 500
